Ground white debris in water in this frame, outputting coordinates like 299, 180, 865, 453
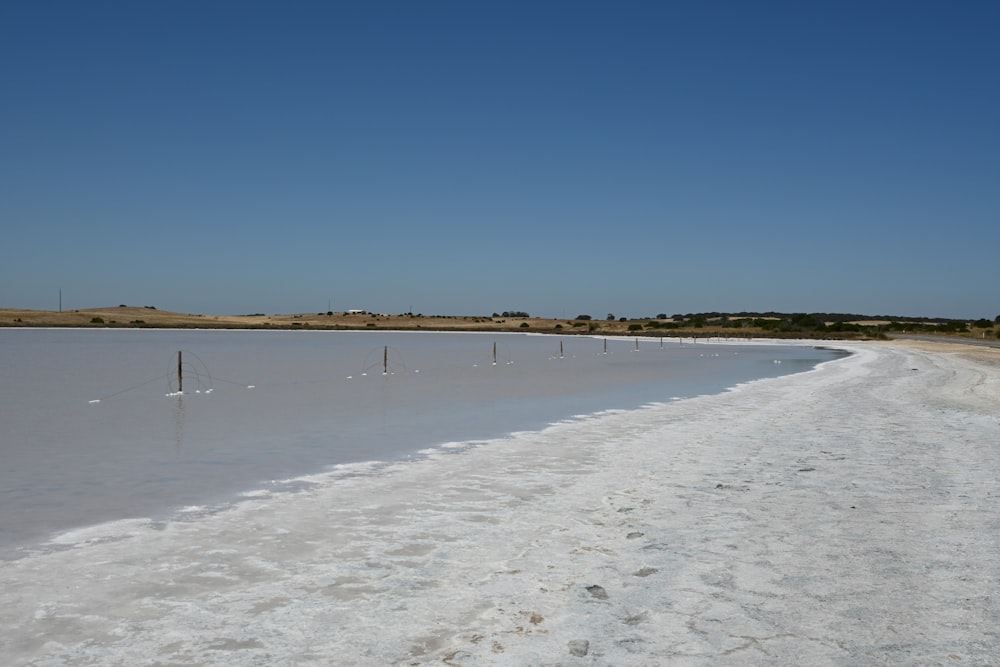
2, 342, 999, 665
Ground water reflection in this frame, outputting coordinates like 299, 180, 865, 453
172, 395, 186, 451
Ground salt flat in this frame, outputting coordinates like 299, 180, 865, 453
1, 340, 997, 666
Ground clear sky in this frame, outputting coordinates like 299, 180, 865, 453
2, 1, 997, 320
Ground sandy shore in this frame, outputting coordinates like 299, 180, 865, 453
1, 339, 998, 665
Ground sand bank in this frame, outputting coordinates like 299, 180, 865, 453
1, 340, 997, 665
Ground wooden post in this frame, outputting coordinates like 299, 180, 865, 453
177, 351, 183, 393
383, 346, 388, 375
493, 341, 497, 365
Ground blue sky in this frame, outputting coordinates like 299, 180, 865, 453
2, 1, 997, 320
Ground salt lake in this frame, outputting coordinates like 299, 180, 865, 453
3, 333, 996, 665
0, 328, 839, 555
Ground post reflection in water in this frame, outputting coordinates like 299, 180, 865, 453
172, 395, 186, 451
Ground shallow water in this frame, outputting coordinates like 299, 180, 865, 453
0, 328, 841, 554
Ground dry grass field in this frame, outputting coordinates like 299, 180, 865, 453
0, 306, 620, 335
3, 306, 995, 341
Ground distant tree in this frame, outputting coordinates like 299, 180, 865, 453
576, 314, 592, 321
619, 317, 627, 322
656, 313, 667, 319
973, 318, 993, 328
606, 313, 615, 321
828, 322, 863, 333
789, 313, 825, 330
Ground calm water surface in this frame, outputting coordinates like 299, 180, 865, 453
0, 328, 844, 554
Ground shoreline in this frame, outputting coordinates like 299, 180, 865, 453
2, 340, 998, 664
1, 332, 837, 555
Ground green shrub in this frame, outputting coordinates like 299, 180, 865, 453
520, 322, 529, 328
90, 317, 104, 324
